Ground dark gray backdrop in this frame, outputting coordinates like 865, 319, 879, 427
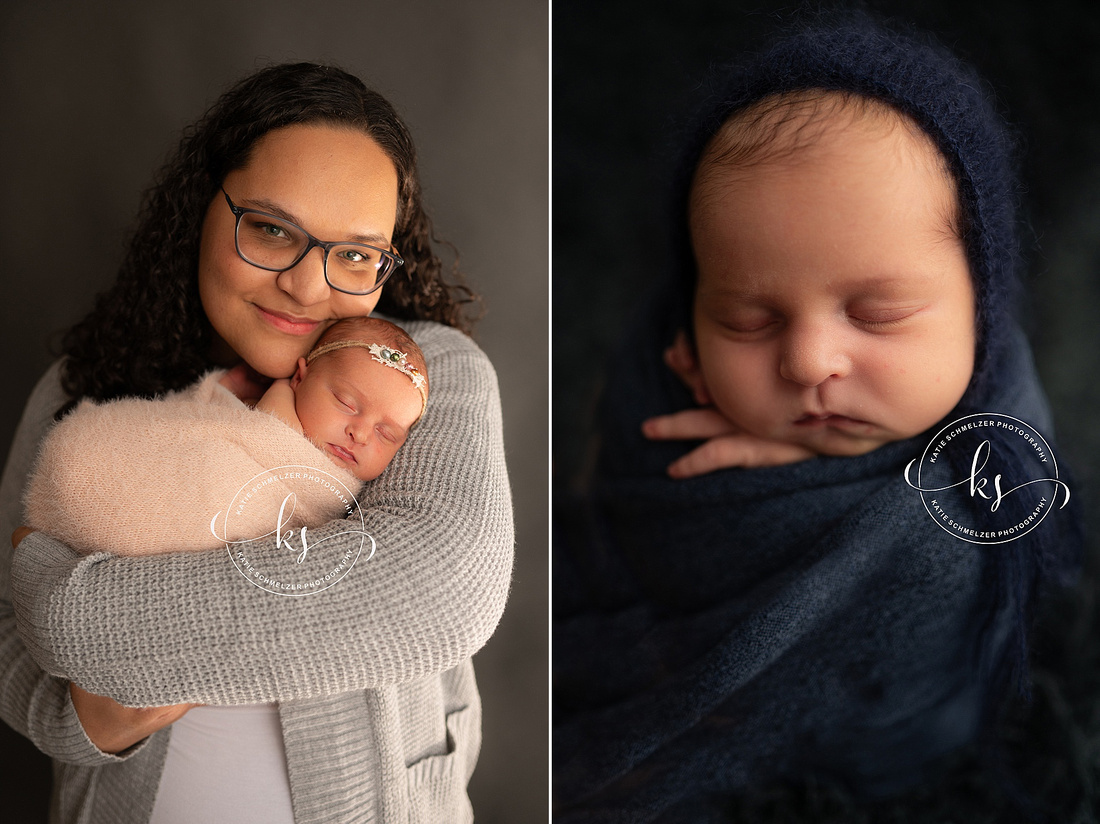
0, 2, 547, 822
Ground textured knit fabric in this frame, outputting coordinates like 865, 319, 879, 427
553, 15, 1081, 823
554, 319, 1078, 822
0, 319, 513, 823
24, 370, 360, 556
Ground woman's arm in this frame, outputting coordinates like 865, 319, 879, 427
0, 362, 158, 763
11, 321, 515, 707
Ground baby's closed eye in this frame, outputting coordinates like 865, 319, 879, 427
376, 425, 402, 445
333, 392, 357, 411
847, 302, 928, 330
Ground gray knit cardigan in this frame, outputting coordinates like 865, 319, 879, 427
0, 319, 515, 823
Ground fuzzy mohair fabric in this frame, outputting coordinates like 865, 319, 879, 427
23, 370, 360, 556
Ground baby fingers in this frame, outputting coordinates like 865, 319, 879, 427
667, 435, 815, 478
642, 408, 740, 441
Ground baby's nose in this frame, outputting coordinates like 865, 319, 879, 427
778, 323, 851, 386
346, 418, 367, 443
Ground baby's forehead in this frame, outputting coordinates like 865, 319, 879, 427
307, 345, 425, 399
310, 343, 377, 370
695, 91, 951, 187
689, 91, 962, 243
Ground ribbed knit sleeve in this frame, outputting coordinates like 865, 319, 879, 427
8, 321, 515, 707
0, 361, 149, 763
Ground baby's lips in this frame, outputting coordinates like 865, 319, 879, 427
328, 443, 357, 463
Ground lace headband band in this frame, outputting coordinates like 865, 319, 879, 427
306, 340, 427, 419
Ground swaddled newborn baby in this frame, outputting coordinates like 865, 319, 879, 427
24, 316, 428, 555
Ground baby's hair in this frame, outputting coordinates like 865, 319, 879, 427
690, 89, 967, 248
309, 316, 429, 397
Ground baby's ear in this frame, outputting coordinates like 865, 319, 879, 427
290, 357, 309, 389
664, 329, 712, 406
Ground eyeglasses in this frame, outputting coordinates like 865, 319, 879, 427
221, 188, 403, 296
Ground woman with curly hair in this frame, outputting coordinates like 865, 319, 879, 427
0, 63, 513, 823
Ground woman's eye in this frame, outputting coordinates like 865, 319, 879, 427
257, 222, 289, 239
335, 248, 377, 269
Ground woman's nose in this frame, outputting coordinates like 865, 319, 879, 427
275, 247, 332, 307
778, 321, 851, 386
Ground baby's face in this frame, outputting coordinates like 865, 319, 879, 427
689, 115, 975, 456
291, 348, 423, 480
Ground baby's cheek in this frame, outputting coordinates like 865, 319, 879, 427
704, 371, 770, 434
886, 361, 968, 438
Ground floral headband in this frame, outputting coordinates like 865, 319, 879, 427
306, 340, 428, 420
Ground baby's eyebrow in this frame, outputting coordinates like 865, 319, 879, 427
837, 277, 947, 302
840, 275, 928, 290
702, 274, 934, 299
696, 283, 767, 299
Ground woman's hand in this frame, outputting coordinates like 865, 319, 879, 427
15, 493, 201, 756
69, 682, 201, 755
642, 331, 813, 477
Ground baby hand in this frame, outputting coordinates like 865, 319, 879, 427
643, 409, 813, 477
644, 329, 813, 477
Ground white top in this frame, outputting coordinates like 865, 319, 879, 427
149, 704, 295, 824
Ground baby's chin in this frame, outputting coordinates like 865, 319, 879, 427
344, 459, 385, 483
318, 442, 379, 482
746, 420, 901, 458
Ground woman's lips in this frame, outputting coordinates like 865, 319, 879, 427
255, 305, 322, 336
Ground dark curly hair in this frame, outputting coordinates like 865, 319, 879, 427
61, 62, 479, 405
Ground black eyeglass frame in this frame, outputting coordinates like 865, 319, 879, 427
221, 188, 404, 296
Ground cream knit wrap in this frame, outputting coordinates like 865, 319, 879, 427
23, 371, 360, 556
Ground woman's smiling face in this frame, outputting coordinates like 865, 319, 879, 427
199, 123, 399, 378
689, 105, 976, 456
